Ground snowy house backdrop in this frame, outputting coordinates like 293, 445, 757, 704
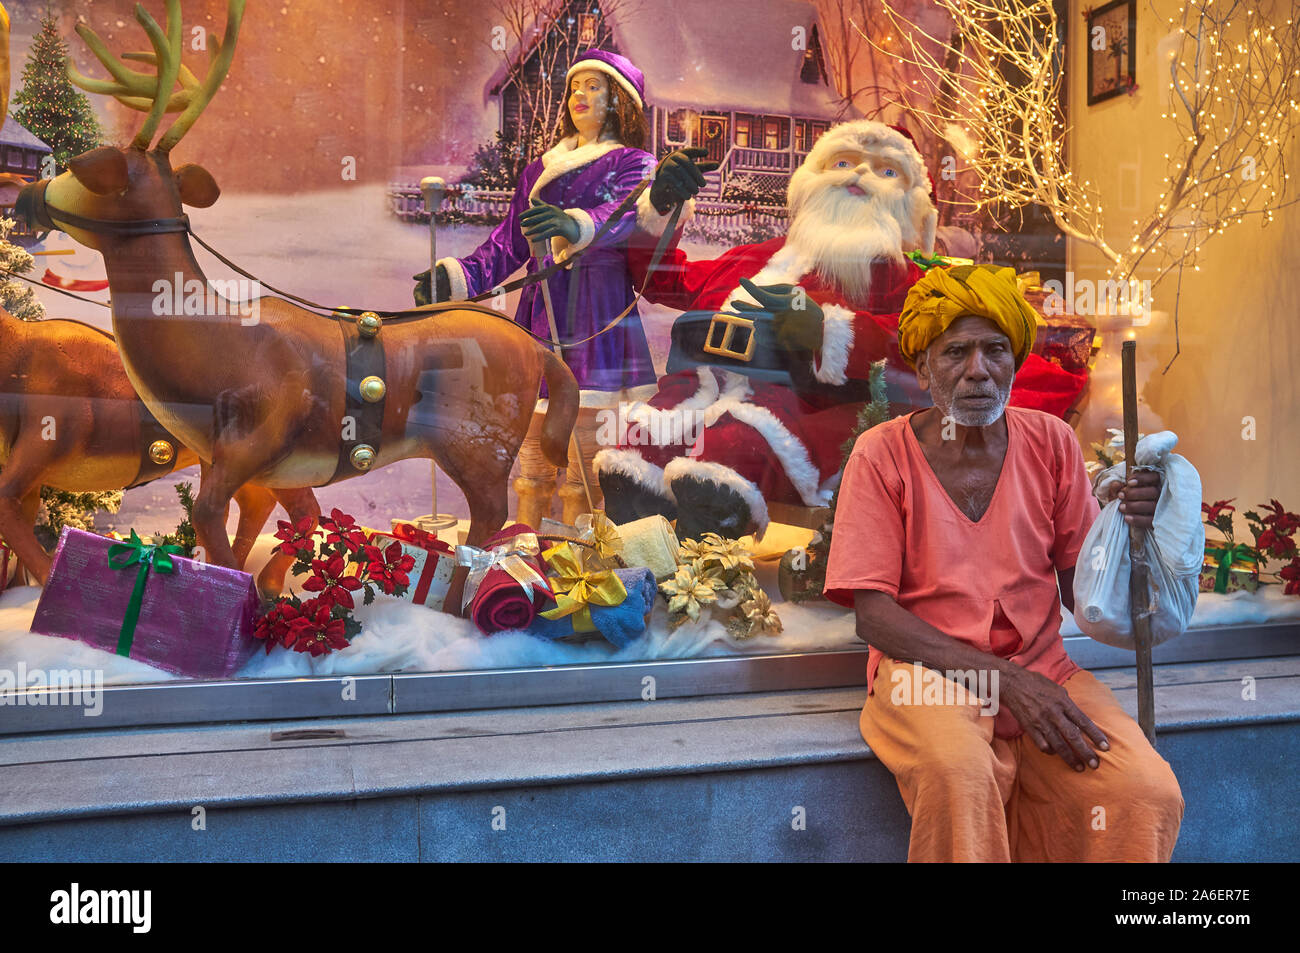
0, 115, 51, 243
391, 0, 851, 237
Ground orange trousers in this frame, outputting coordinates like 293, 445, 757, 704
862, 657, 1185, 862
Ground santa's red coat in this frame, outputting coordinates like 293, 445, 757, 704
593, 236, 1087, 532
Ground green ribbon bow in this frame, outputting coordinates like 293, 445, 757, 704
906, 250, 947, 270
1205, 542, 1257, 594
107, 530, 185, 657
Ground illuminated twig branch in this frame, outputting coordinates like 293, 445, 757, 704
857, 0, 1299, 290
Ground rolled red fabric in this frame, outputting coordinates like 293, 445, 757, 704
467, 524, 554, 634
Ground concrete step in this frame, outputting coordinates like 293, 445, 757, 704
1, 657, 1296, 861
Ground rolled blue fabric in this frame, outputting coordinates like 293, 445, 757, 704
525, 567, 656, 648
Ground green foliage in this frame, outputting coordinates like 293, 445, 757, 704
789, 359, 891, 604
0, 216, 45, 320
461, 131, 534, 190
34, 486, 122, 549
150, 482, 199, 557
11, 11, 103, 174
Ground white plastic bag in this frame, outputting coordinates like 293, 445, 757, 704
1072, 431, 1205, 649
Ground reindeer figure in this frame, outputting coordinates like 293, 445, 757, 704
0, 309, 280, 583
0, 1, 277, 586
17, 0, 578, 601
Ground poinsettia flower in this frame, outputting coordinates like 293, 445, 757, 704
1280, 561, 1300, 596
1259, 500, 1300, 535
302, 554, 363, 609
1260, 531, 1298, 560
253, 600, 304, 653
1202, 499, 1237, 523
286, 600, 350, 656
364, 541, 416, 595
273, 515, 318, 557
318, 508, 369, 553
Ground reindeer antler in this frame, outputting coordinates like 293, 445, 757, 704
66, 1, 244, 154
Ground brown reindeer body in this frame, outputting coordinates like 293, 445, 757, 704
0, 309, 278, 583
18, 1, 580, 603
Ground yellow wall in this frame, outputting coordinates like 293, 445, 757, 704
1066, 0, 1300, 518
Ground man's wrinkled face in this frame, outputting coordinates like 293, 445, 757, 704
915, 314, 1017, 427
821, 145, 912, 203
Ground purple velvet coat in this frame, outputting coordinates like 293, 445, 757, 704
442, 138, 658, 402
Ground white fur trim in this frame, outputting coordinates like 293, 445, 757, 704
813, 303, 855, 385
593, 448, 673, 502
566, 59, 644, 109
622, 367, 724, 446
529, 136, 625, 203
636, 188, 696, 236
663, 457, 771, 538
702, 398, 827, 509
437, 257, 468, 302
720, 243, 813, 311
536, 383, 660, 412
801, 120, 928, 196
552, 207, 597, 262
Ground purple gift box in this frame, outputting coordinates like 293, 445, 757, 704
30, 527, 261, 680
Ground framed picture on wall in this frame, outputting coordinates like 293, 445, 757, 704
1086, 0, 1137, 105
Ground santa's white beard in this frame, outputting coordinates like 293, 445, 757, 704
786, 178, 910, 304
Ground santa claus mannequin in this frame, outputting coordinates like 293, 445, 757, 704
595, 119, 1086, 540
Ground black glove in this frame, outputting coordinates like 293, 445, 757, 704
413, 264, 451, 306
649, 147, 719, 214
733, 277, 825, 353
520, 199, 581, 245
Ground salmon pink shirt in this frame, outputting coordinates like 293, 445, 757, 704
824, 406, 1100, 732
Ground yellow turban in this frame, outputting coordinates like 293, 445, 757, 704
897, 264, 1038, 370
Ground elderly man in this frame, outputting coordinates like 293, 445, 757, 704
824, 264, 1184, 863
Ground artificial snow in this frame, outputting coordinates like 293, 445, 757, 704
3, 524, 1298, 688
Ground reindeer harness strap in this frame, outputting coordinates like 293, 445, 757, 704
126, 403, 182, 490
327, 311, 388, 485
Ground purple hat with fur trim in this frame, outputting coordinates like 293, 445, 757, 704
565, 49, 645, 110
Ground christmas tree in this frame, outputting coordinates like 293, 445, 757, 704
0, 214, 44, 319
781, 358, 891, 602
11, 9, 102, 173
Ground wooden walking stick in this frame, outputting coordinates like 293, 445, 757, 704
418, 176, 458, 534
530, 240, 596, 516
1122, 339, 1157, 747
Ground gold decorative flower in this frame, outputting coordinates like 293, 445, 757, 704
741, 587, 783, 637
660, 565, 723, 622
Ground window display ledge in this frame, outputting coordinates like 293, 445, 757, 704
0, 620, 1296, 736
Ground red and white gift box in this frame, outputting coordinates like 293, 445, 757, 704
360, 522, 457, 610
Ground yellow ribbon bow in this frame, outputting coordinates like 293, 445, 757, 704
538, 542, 627, 633
575, 511, 624, 563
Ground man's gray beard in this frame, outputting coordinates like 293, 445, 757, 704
786, 185, 907, 304
928, 368, 1013, 427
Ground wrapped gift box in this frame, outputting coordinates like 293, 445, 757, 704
1199, 548, 1260, 594
29, 527, 260, 679
356, 522, 457, 610
1031, 313, 1097, 375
